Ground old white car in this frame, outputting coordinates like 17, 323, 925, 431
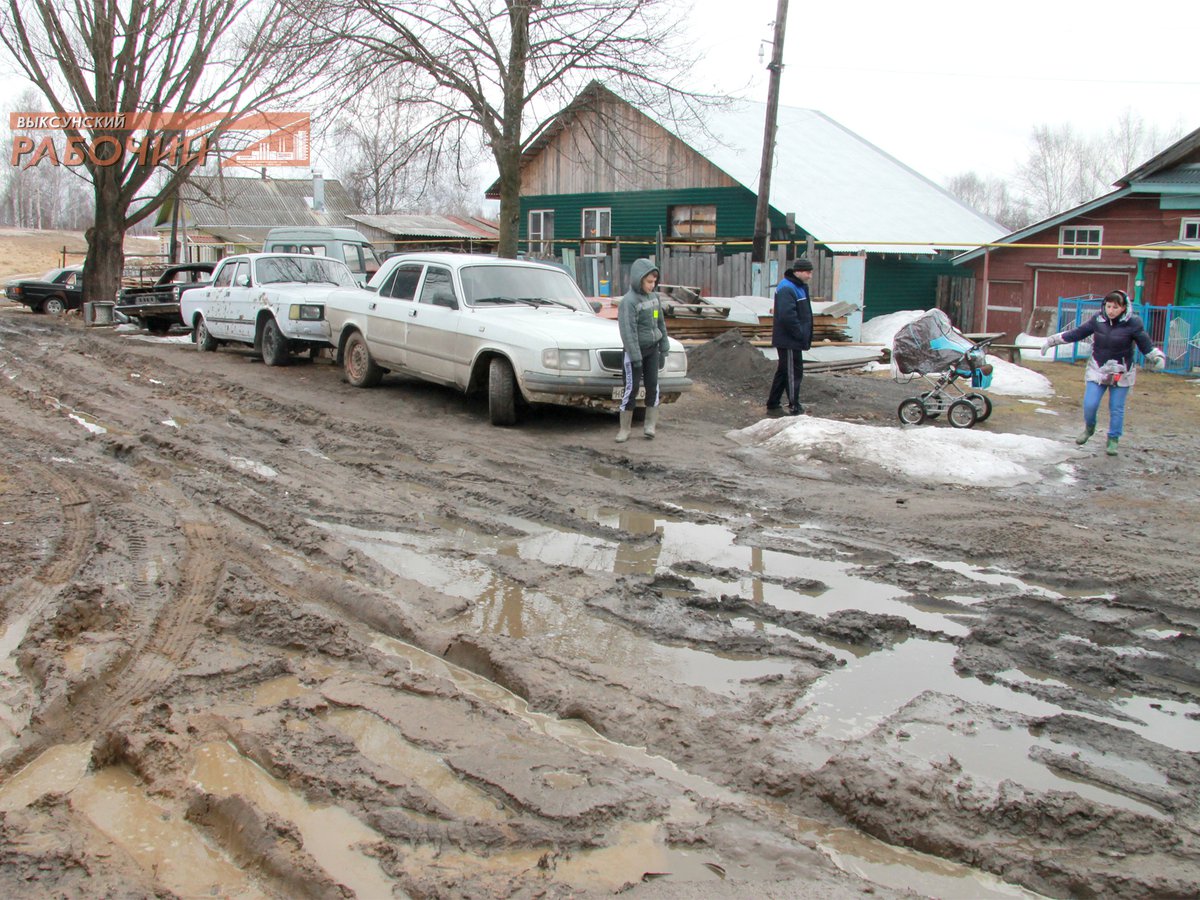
323, 253, 691, 425
180, 253, 365, 365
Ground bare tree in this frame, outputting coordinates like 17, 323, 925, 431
0, 0, 319, 303
1095, 108, 1185, 186
289, 0, 707, 257
1015, 113, 1185, 221
329, 81, 488, 216
945, 171, 1034, 232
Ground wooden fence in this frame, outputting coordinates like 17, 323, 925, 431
935, 274, 976, 331
563, 244, 834, 300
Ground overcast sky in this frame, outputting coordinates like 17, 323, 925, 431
688, 0, 1198, 184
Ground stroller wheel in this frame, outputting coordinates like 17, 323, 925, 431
918, 391, 941, 418
948, 399, 979, 428
965, 392, 992, 422
898, 398, 927, 425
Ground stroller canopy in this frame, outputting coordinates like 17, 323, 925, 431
892, 309, 975, 375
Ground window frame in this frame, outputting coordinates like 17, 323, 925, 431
668, 204, 717, 252
1181, 218, 1200, 241
528, 209, 554, 257
582, 207, 611, 257
1058, 225, 1102, 259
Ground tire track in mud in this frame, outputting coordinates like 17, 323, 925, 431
52, 520, 226, 742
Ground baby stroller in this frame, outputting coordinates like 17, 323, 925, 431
891, 309, 995, 428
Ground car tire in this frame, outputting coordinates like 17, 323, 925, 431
261, 317, 289, 366
43, 296, 67, 315
146, 316, 171, 335
488, 357, 518, 426
195, 317, 218, 352
343, 331, 382, 387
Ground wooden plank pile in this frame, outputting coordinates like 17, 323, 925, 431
665, 299, 856, 343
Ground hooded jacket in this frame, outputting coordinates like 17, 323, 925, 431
1055, 303, 1154, 387
618, 259, 670, 360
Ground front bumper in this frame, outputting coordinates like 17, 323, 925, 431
282, 320, 332, 341
522, 371, 692, 405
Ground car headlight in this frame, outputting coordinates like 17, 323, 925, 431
542, 348, 590, 371
664, 350, 687, 374
289, 304, 324, 321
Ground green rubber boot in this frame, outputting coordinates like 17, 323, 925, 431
1106, 436, 1119, 456
1075, 423, 1095, 445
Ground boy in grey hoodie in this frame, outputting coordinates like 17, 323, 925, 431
616, 258, 671, 441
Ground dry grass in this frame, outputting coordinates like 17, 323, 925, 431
0, 227, 161, 283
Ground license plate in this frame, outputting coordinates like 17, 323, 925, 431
611, 386, 646, 400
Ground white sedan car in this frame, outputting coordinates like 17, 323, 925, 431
180, 253, 366, 365
322, 253, 691, 425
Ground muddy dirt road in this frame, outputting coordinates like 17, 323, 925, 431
0, 307, 1197, 899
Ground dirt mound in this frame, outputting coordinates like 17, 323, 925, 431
686, 329, 915, 423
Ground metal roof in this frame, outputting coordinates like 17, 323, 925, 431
690, 100, 1006, 255
346, 214, 499, 239
172, 175, 361, 230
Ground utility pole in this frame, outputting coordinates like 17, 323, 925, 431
752, 0, 788, 263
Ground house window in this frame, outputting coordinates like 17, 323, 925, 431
528, 210, 554, 256
582, 207, 611, 256
669, 205, 717, 252
1059, 226, 1102, 259
1182, 219, 1200, 241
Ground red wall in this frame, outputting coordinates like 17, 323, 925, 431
962, 195, 1197, 334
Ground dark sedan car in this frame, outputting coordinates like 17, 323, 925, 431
4, 265, 84, 314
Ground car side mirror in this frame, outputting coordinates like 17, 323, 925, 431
588, 300, 602, 313
365, 284, 378, 293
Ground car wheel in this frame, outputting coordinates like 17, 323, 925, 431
195, 317, 218, 352
965, 392, 993, 422
44, 296, 67, 315
898, 398, 927, 425
343, 331, 382, 387
261, 317, 289, 366
488, 357, 518, 426
948, 398, 978, 428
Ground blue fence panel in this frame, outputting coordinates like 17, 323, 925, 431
1054, 296, 1198, 375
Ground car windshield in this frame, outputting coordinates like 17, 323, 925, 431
40, 268, 67, 282
255, 256, 356, 287
460, 265, 590, 312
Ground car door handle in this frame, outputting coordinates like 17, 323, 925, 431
369, 302, 377, 310
408, 309, 417, 317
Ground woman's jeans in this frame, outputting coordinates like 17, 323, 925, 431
1083, 380, 1130, 438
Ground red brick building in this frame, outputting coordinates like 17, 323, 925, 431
954, 127, 1200, 338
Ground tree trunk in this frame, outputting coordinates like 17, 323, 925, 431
84, 165, 127, 304
496, 145, 522, 259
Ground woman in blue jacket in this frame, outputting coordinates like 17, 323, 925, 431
1042, 289, 1165, 456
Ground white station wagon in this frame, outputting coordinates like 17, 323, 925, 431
181, 253, 365, 365
323, 253, 691, 425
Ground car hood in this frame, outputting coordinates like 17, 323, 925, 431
468, 306, 683, 351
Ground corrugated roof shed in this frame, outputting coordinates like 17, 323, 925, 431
174, 174, 362, 230
347, 214, 499, 239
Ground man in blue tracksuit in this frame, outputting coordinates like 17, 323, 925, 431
766, 258, 814, 416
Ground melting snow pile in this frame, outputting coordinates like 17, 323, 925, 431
730, 416, 1076, 487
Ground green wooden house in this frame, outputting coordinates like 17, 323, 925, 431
487, 81, 1004, 323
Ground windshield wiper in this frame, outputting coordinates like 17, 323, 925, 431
519, 297, 573, 308
472, 295, 522, 304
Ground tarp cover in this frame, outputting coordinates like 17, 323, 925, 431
891, 309, 977, 375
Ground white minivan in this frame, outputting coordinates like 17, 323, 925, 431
262, 227, 381, 286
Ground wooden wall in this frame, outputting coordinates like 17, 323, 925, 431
520, 94, 738, 196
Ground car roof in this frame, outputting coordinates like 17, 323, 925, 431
220, 253, 351, 264
384, 253, 568, 274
